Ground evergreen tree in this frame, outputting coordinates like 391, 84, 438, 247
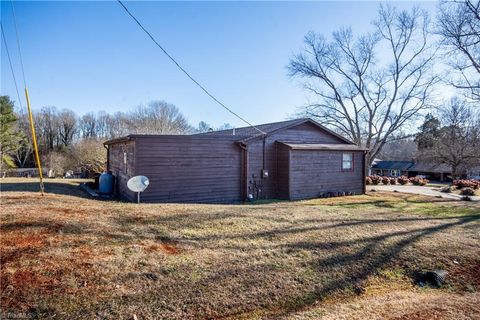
0, 96, 22, 169
415, 114, 441, 151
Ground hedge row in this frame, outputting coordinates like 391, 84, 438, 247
366, 175, 429, 186
453, 179, 480, 190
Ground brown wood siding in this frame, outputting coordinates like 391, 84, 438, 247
289, 150, 364, 200
134, 136, 242, 203
276, 142, 290, 199
247, 122, 349, 199
106, 121, 363, 203
108, 141, 136, 201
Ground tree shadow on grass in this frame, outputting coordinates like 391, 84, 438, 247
2, 191, 479, 319
1, 181, 90, 198
267, 214, 480, 319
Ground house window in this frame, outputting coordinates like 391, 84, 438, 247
342, 153, 354, 171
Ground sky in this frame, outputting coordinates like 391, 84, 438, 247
1, 1, 438, 128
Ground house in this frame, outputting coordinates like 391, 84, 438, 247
370, 161, 412, 177
407, 162, 452, 181
104, 118, 367, 203
467, 166, 480, 180
371, 160, 452, 181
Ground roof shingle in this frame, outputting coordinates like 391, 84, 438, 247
193, 118, 306, 137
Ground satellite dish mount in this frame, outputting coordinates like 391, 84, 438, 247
127, 175, 150, 203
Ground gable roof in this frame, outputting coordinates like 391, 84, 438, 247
104, 118, 356, 146
194, 118, 355, 144
408, 162, 451, 173
193, 118, 303, 137
372, 160, 453, 173
372, 161, 413, 171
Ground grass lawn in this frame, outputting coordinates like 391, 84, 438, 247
1, 178, 479, 319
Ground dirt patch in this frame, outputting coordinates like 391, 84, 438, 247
447, 258, 480, 290
143, 240, 181, 254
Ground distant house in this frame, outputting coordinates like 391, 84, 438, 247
407, 162, 452, 181
371, 160, 452, 181
467, 166, 480, 180
104, 118, 367, 203
370, 161, 412, 177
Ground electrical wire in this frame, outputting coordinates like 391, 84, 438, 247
116, 0, 266, 135
10, 0, 27, 88
1, 22, 24, 109
8, 0, 45, 195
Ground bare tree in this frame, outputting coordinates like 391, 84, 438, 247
36, 106, 59, 151
377, 138, 417, 161
417, 98, 480, 177
438, 0, 480, 100
105, 111, 129, 138
197, 121, 212, 133
96, 111, 110, 138
288, 5, 438, 169
129, 101, 192, 134
58, 109, 77, 147
68, 139, 106, 175
79, 112, 98, 139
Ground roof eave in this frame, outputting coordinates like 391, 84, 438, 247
240, 118, 355, 145
103, 136, 133, 145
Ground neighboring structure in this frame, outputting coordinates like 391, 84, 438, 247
104, 118, 366, 203
371, 160, 452, 181
467, 166, 480, 180
369, 161, 412, 177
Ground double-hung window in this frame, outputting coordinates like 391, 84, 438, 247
342, 153, 354, 171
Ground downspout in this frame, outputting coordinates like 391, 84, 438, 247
238, 142, 248, 201
262, 136, 266, 171
362, 150, 367, 194
103, 144, 110, 171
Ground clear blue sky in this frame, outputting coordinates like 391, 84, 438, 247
1, 1, 437, 128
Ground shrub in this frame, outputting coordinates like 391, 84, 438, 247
460, 187, 476, 196
453, 179, 480, 190
440, 186, 452, 193
365, 176, 372, 185
397, 176, 409, 185
411, 177, 429, 186
382, 176, 391, 185
370, 175, 382, 185
390, 177, 398, 185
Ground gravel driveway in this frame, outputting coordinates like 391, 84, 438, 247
370, 184, 480, 201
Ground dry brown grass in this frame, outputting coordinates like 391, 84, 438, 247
1, 178, 479, 319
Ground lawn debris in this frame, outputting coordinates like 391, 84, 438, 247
142, 272, 159, 281
415, 270, 448, 288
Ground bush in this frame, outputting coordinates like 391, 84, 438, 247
390, 177, 398, 185
382, 176, 391, 185
410, 176, 429, 186
460, 187, 476, 196
365, 176, 372, 185
440, 186, 452, 193
370, 175, 382, 185
453, 179, 480, 190
397, 176, 409, 185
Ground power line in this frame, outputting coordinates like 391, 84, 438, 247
116, 0, 266, 135
10, 0, 27, 88
8, 1, 45, 195
1, 22, 24, 109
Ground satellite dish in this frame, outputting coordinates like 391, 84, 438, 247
127, 175, 149, 203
